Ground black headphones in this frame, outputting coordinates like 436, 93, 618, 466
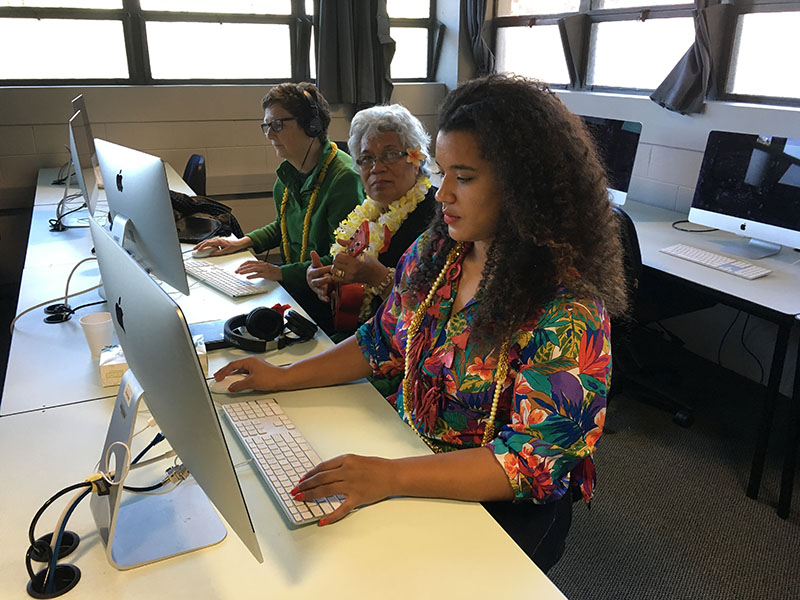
224, 307, 317, 353
302, 89, 323, 138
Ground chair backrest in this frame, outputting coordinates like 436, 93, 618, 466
183, 154, 206, 196
611, 205, 642, 302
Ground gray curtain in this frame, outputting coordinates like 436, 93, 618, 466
293, 16, 313, 83
650, 1, 731, 115
465, 0, 495, 76
558, 14, 590, 89
315, 0, 395, 109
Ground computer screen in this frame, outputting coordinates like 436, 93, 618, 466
88, 218, 263, 566
70, 94, 104, 189
689, 130, 800, 258
68, 110, 100, 216
580, 115, 643, 205
94, 138, 190, 295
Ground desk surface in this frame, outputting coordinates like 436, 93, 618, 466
624, 200, 800, 317
0, 370, 566, 600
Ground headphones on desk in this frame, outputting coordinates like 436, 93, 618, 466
224, 307, 317, 353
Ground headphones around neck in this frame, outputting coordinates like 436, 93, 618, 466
223, 307, 318, 353
302, 89, 323, 138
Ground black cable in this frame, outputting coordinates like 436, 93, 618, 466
739, 313, 765, 385
124, 481, 166, 493
131, 432, 165, 466
25, 482, 93, 579
671, 219, 718, 233
49, 200, 88, 232
717, 310, 741, 368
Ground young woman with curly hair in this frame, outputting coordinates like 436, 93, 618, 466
213, 74, 627, 572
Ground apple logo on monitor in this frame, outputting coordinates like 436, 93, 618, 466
116, 170, 124, 192
115, 297, 125, 333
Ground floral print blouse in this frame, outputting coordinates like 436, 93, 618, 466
355, 233, 610, 504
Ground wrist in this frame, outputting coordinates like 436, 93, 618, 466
366, 266, 395, 298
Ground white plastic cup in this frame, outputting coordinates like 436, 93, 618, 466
79, 311, 114, 357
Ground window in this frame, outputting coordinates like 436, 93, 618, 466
492, 0, 800, 106
726, 9, 800, 101
0, 0, 437, 84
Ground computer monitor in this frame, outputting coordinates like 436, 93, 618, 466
70, 94, 104, 189
580, 116, 643, 205
68, 110, 100, 216
94, 138, 190, 295
88, 218, 263, 568
689, 130, 800, 259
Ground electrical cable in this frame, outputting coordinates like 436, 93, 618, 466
9, 257, 101, 333
44, 488, 90, 594
671, 219, 718, 233
131, 432, 165, 466
739, 313, 765, 385
717, 310, 741, 368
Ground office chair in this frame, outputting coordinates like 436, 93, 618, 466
182, 154, 206, 196
610, 206, 712, 427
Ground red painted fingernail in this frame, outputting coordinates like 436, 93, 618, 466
298, 475, 307, 483
228, 385, 235, 392
289, 486, 298, 495
318, 519, 328, 527
294, 492, 305, 501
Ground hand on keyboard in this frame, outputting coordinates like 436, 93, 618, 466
235, 259, 283, 281
290, 454, 393, 526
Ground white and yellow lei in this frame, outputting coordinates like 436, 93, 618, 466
331, 175, 431, 322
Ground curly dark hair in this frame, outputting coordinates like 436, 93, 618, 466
410, 74, 628, 344
261, 82, 331, 141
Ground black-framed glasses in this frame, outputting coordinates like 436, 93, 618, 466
355, 150, 408, 170
261, 117, 297, 135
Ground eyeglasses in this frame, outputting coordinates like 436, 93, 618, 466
355, 150, 408, 170
261, 117, 297, 135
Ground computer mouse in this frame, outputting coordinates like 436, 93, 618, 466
192, 247, 214, 259
208, 374, 253, 394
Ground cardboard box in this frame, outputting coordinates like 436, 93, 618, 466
99, 334, 208, 387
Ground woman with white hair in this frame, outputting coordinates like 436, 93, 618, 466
306, 104, 436, 339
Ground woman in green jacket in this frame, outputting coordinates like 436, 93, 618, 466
195, 82, 363, 329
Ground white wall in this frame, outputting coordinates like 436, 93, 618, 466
558, 91, 800, 397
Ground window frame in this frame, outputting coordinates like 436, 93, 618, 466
0, 0, 439, 86
491, 0, 800, 108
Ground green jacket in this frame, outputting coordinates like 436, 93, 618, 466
246, 140, 363, 298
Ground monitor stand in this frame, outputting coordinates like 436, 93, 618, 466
89, 370, 227, 570
720, 237, 781, 260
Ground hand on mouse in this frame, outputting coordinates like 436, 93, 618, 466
214, 357, 285, 392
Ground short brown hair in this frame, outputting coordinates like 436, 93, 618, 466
261, 82, 331, 141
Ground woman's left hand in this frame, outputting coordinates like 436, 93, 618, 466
291, 454, 395, 525
235, 260, 282, 281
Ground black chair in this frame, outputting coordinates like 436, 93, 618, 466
183, 154, 206, 196
610, 206, 714, 426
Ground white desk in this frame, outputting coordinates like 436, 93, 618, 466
0, 384, 566, 600
624, 200, 800, 518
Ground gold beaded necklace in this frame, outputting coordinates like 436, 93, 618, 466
402, 242, 511, 452
280, 141, 339, 263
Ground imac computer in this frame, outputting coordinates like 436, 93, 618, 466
580, 115, 643, 205
689, 130, 800, 259
70, 94, 104, 189
94, 138, 190, 295
67, 110, 100, 216
88, 217, 262, 568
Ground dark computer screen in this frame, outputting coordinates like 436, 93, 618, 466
580, 116, 643, 204
691, 130, 800, 231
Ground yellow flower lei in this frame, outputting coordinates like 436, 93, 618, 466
331, 175, 431, 322
280, 142, 339, 263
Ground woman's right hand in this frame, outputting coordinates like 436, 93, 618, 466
213, 357, 286, 392
306, 250, 334, 302
193, 236, 251, 256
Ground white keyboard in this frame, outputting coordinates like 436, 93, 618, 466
659, 243, 771, 280
184, 258, 270, 297
221, 397, 344, 526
